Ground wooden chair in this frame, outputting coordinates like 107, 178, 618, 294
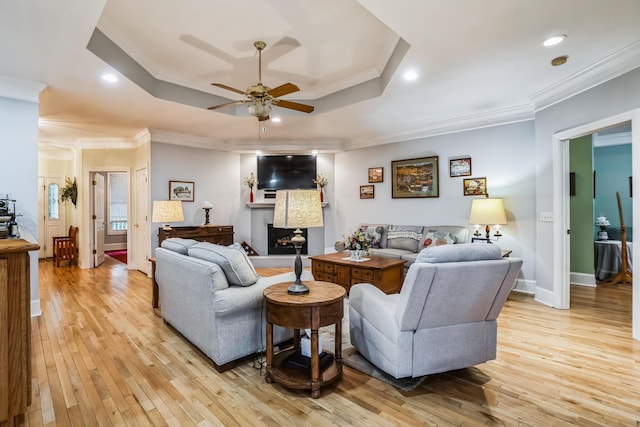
53, 226, 78, 267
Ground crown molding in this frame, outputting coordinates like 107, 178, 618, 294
0, 75, 46, 103
531, 40, 640, 112
149, 129, 226, 150
76, 138, 138, 149
223, 138, 346, 153
348, 103, 534, 150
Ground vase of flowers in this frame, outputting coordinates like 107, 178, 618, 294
343, 230, 370, 260
595, 215, 610, 241
243, 172, 257, 203
314, 173, 328, 203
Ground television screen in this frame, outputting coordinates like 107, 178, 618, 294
257, 155, 317, 190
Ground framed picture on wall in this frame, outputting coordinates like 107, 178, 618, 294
368, 167, 383, 183
169, 180, 195, 202
391, 156, 439, 198
360, 185, 375, 199
463, 177, 487, 196
449, 157, 472, 177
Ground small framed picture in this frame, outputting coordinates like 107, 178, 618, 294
360, 185, 375, 199
449, 158, 472, 177
368, 167, 384, 183
463, 177, 487, 196
169, 180, 195, 202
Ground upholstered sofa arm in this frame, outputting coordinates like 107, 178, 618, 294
213, 270, 314, 316
350, 284, 402, 336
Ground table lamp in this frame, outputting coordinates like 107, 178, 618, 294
202, 201, 213, 226
152, 200, 184, 231
273, 189, 324, 295
469, 198, 507, 242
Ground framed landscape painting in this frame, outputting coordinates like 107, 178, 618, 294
449, 158, 472, 177
391, 156, 439, 198
169, 180, 195, 202
463, 177, 487, 196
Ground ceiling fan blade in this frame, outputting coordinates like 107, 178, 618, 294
258, 115, 270, 122
207, 100, 246, 110
275, 99, 314, 114
267, 82, 300, 98
211, 83, 246, 95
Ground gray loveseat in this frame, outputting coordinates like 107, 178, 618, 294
338, 224, 470, 267
155, 238, 313, 371
349, 243, 522, 379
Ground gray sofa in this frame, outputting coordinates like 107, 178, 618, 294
155, 238, 313, 371
349, 243, 522, 379
338, 224, 470, 266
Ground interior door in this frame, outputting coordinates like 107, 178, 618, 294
38, 176, 66, 258
134, 166, 150, 275
93, 173, 105, 267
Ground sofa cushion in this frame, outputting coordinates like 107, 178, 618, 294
386, 225, 424, 252
422, 230, 457, 248
417, 243, 502, 264
161, 238, 199, 255
368, 247, 412, 259
188, 242, 260, 286
358, 224, 390, 248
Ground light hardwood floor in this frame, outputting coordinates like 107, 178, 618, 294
22, 256, 640, 426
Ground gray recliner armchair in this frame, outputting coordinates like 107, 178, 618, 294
349, 243, 522, 379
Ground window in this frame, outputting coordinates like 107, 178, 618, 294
48, 183, 59, 220
108, 172, 127, 234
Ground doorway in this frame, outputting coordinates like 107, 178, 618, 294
553, 109, 640, 340
37, 176, 67, 259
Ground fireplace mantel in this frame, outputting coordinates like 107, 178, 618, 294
246, 202, 329, 209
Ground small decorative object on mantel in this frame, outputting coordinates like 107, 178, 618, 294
314, 173, 328, 202
60, 177, 78, 207
595, 215, 610, 241
243, 172, 257, 203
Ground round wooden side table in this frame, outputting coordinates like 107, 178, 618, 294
264, 281, 346, 398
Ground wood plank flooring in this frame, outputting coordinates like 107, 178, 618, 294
20, 257, 640, 426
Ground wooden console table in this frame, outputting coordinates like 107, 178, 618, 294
0, 238, 40, 426
157, 225, 234, 246
309, 252, 405, 294
264, 281, 345, 398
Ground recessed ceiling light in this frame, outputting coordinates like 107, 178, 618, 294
543, 35, 567, 47
101, 73, 118, 83
403, 70, 418, 81
271, 117, 281, 123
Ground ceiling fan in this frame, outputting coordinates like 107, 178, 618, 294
207, 40, 314, 121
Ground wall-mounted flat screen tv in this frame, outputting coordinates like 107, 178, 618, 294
257, 155, 317, 190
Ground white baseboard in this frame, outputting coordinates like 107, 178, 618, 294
104, 243, 126, 251
534, 286, 555, 307
570, 272, 596, 287
512, 279, 536, 294
31, 299, 41, 317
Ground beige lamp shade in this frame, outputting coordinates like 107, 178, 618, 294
273, 190, 324, 229
152, 200, 184, 230
202, 201, 213, 209
469, 198, 507, 225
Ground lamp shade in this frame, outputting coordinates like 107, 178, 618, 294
152, 200, 184, 223
273, 190, 324, 229
469, 198, 507, 225
202, 201, 213, 209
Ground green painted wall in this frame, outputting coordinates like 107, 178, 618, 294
569, 135, 594, 274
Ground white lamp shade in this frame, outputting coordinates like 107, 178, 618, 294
152, 200, 184, 223
202, 201, 213, 209
469, 198, 507, 225
273, 190, 324, 228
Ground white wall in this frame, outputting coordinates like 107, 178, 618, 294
333, 121, 537, 285
535, 67, 640, 295
150, 142, 239, 249
0, 91, 43, 314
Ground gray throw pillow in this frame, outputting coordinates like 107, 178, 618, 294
161, 238, 199, 255
386, 225, 424, 252
417, 243, 502, 263
188, 242, 260, 286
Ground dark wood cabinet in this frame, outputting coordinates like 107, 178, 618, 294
158, 225, 234, 246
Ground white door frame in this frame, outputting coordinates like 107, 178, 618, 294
552, 108, 640, 340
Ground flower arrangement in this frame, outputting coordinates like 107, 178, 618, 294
595, 216, 610, 229
343, 230, 370, 251
242, 172, 257, 189
314, 173, 329, 188
60, 177, 78, 206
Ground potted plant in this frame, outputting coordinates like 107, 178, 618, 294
60, 177, 78, 207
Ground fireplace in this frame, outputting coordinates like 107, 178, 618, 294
267, 223, 308, 255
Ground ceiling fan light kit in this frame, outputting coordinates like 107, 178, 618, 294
208, 40, 314, 121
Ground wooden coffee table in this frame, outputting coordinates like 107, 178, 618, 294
264, 281, 345, 398
309, 252, 406, 294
